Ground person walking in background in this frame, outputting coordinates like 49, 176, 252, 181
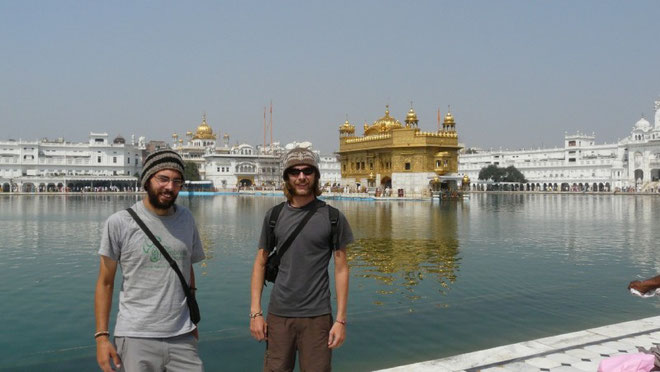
249, 147, 354, 372
94, 149, 205, 372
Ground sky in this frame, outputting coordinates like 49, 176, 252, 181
1, 1, 659, 153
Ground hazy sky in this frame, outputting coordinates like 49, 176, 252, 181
1, 1, 659, 153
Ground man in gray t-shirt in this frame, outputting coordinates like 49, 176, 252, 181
94, 149, 205, 372
249, 148, 354, 372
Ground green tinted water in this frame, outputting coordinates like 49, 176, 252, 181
1, 194, 658, 371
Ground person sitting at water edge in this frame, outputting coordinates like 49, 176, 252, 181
94, 149, 205, 372
249, 147, 354, 372
629, 275, 660, 295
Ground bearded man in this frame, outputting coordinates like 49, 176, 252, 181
249, 147, 354, 372
94, 149, 205, 372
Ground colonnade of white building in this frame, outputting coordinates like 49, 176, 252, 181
459, 99, 660, 192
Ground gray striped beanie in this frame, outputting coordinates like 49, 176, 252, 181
282, 147, 319, 179
140, 149, 185, 189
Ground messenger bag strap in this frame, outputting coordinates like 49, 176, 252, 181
125, 208, 194, 301
275, 199, 324, 259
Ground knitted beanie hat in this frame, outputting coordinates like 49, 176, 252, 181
140, 149, 185, 189
282, 147, 319, 178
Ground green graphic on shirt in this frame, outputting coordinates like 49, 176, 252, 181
143, 235, 163, 263
141, 235, 186, 265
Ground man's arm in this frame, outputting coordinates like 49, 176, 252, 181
328, 247, 349, 349
94, 255, 121, 372
249, 249, 269, 341
629, 275, 660, 294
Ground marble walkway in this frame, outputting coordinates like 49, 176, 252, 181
375, 316, 660, 372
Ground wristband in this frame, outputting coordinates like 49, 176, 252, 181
94, 331, 110, 339
249, 311, 263, 319
335, 319, 346, 326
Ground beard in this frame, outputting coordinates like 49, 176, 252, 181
146, 183, 178, 210
289, 178, 315, 196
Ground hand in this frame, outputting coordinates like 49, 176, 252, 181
250, 316, 267, 342
96, 337, 121, 372
327, 322, 346, 349
629, 280, 654, 294
192, 327, 199, 340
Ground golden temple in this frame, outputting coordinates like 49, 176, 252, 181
338, 104, 461, 194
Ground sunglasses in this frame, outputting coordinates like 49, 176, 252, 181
287, 167, 315, 176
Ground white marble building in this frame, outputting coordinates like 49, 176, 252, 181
0, 133, 141, 192
203, 142, 284, 189
459, 99, 660, 191
173, 116, 339, 189
319, 154, 342, 187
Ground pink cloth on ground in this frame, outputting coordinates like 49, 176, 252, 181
597, 352, 655, 372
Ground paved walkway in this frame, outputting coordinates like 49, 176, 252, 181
376, 316, 660, 371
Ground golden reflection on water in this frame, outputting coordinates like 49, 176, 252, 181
348, 237, 459, 290
343, 201, 461, 303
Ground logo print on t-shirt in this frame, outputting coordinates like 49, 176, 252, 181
143, 235, 163, 263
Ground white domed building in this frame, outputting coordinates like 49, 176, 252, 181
459, 98, 660, 192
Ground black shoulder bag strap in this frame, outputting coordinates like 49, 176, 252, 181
274, 200, 324, 258
126, 207, 201, 324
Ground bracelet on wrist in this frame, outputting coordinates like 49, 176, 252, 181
249, 311, 263, 319
94, 331, 110, 339
335, 319, 346, 326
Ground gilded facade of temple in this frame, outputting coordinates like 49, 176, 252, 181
338, 105, 462, 195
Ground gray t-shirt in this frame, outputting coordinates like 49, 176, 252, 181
99, 201, 205, 338
259, 200, 354, 317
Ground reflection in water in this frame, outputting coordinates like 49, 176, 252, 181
343, 201, 461, 303
348, 237, 459, 297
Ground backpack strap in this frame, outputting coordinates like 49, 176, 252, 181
266, 202, 286, 251
267, 200, 340, 251
328, 204, 339, 250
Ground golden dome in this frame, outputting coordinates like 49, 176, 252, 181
364, 105, 402, 136
406, 107, 418, 122
405, 103, 419, 127
339, 119, 355, 134
444, 112, 455, 125
193, 115, 217, 140
462, 175, 470, 183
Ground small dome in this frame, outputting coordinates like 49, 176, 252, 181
635, 117, 651, 131
113, 135, 125, 144
405, 107, 418, 126
462, 175, 470, 183
339, 119, 355, 134
444, 112, 455, 125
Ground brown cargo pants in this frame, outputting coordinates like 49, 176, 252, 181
263, 313, 333, 372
